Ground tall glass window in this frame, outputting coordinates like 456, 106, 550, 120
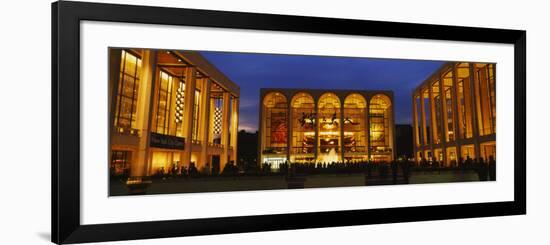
431, 80, 443, 144
474, 63, 496, 135
211, 98, 223, 144
414, 94, 423, 146
422, 89, 431, 144
175, 80, 185, 137
443, 70, 456, 142
456, 63, 474, 139
192, 89, 201, 142
114, 50, 142, 129
154, 70, 174, 134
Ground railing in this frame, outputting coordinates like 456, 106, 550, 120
369, 113, 385, 118
262, 147, 287, 154
191, 139, 202, 145
318, 146, 340, 153
344, 146, 367, 153
208, 142, 224, 148
290, 147, 314, 154
370, 146, 393, 154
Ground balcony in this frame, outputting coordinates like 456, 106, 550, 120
318, 146, 340, 154
113, 126, 140, 137
262, 147, 287, 154
290, 146, 314, 154
208, 142, 224, 148
344, 146, 367, 153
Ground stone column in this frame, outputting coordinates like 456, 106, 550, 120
451, 65, 462, 164
439, 74, 448, 166
131, 50, 157, 177
340, 101, 345, 162
199, 79, 211, 171
181, 66, 197, 170
230, 97, 239, 163
286, 94, 292, 164
258, 92, 265, 167
390, 98, 396, 162
412, 93, 419, 164
313, 100, 319, 163
428, 85, 436, 162
420, 91, 427, 148
366, 97, 371, 162
469, 64, 481, 160
220, 92, 231, 171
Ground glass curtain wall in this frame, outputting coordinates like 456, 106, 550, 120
114, 50, 142, 130
414, 95, 422, 147
422, 89, 431, 144
442, 70, 456, 142
474, 63, 496, 136
431, 80, 443, 144
456, 63, 474, 139
153, 70, 174, 135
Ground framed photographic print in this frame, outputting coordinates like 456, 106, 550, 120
52, 1, 526, 244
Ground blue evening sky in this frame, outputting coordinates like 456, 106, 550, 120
200, 51, 444, 132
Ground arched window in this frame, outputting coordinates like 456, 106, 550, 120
369, 94, 393, 162
261, 92, 288, 164
290, 92, 315, 163
343, 93, 368, 162
317, 93, 341, 163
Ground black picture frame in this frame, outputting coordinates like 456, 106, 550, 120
52, 1, 526, 244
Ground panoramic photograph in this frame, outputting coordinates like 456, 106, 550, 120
108, 48, 496, 196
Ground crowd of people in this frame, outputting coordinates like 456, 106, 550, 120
112, 156, 496, 182
417, 155, 496, 181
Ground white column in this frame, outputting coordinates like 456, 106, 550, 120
220, 92, 231, 171
412, 94, 418, 164
131, 50, 157, 177
420, 91, 427, 147
469, 64, 481, 160
199, 79, 211, 171
286, 95, 292, 163
340, 101, 345, 162
439, 74, 448, 166
451, 65, 461, 163
181, 67, 196, 169
230, 98, 239, 163
366, 97, 371, 162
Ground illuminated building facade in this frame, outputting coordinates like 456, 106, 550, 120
109, 48, 240, 177
259, 89, 395, 167
412, 62, 496, 166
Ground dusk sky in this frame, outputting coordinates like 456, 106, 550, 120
201, 51, 444, 132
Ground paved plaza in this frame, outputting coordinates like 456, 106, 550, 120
110, 170, 480, 196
